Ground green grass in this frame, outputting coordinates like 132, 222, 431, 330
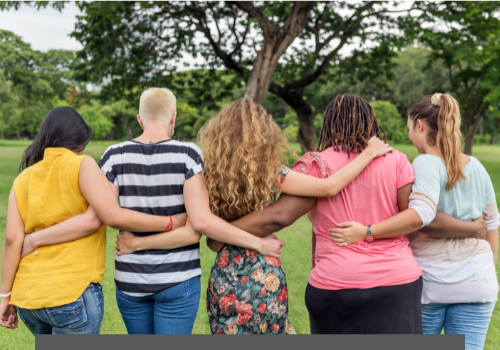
0, 141, 499, 349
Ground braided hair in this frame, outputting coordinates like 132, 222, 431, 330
317, 94, 386, 157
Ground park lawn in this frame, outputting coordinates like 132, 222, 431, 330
0, 140, 498, 349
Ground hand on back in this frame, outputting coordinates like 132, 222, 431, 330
366, 136, 393, 158
328, 222, 366, 246
471, 215, 487, 240
258, 234, 286, 258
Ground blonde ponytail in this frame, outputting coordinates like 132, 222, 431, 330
434, 93, 464, 191
408, 93, 465, 191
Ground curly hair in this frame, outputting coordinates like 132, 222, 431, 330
198, 98, 296, 222
317, 94, 386, 157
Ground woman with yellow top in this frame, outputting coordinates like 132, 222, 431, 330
0, 107, 193, 334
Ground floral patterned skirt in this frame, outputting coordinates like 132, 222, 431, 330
207, 244, 296, 334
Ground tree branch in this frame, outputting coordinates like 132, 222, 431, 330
228, 1, 275, 36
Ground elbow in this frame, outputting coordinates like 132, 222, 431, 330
101, 212, 120, 230
272, 210, 295, 229
3, 235, 23, 249
327, 183, 339, 197
88, 215, 104, 232
189, 216, 209, 234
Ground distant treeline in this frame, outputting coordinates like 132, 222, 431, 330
0, 30, 498, 145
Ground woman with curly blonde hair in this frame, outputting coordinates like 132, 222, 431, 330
200, 98, 392, 334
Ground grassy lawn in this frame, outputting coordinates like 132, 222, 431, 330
0, 140, 498, 349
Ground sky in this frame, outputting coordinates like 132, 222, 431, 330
0, 2, 83, 51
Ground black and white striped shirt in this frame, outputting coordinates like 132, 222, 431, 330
98, 139, 204, 297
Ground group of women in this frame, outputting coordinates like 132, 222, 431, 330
0, 87, 498, 349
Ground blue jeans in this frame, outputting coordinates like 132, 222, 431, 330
16, 283, 104, 335
115, 276, 200, 334
422, 302, 496, 350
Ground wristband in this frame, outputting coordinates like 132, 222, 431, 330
0, 291, 12, 298
165, 215, 173, 232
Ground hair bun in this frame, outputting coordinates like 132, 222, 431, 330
431, 93, 442, 107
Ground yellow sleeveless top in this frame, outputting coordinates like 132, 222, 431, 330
11, 147, 106, 309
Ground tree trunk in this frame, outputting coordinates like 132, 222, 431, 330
463, 132, 475, 156
286, 92, 316, 153
244, 34, 281, 104
463, 114, 483, 155
296, 108, 317, 153
240, 2, 315, 104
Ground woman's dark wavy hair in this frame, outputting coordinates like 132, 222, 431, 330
20, 107, 93, 172
317, 94, 386, 157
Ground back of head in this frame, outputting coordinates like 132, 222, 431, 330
318, 94, 385, 157
20, 106, 93, 172
139, 87, 176, 126
198, 98, 294, 221
408, 93, 464, 191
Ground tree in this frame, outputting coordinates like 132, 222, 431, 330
370, 101, 406, 143
0, 29, 75, 138
4, 1, 411, 151
80, 104, 114, 140
0, 70, 19, 138
306, 46, 447, 119
403, 1, 500, 155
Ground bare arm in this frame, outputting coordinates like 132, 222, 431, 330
183, 173, 285, 257
20, 206, 103, 258
397, 183, 486, 239
115, 219, 202, 255
207, 195, 317, 252
79, 156, 181, 232
423, 214, 487, 239
0, 188, 23, 329
231, 195, 317, 236
281, 137, 393, 197
486, 228, 498, 265
20, 176, 186, 256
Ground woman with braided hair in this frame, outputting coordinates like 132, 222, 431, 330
208, 94, 486, 334
330, 93, 498, 348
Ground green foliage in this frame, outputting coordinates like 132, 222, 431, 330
0, 29, 75, 138
80, 104, 114, 140
0, 70, 19, 138
175, 101, 205, 141
370, 101, 407, 144
403, 1, 500, 153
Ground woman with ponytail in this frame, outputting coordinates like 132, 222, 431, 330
330, 93, 499, 349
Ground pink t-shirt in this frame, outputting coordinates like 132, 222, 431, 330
306, 148, 423, 290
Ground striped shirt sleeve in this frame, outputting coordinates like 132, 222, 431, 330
184, 143, 204, 180
98, 146, 119, 187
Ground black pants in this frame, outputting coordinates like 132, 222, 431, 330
305, 277, 423, 334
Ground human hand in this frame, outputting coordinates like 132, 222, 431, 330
21, 234, 35, 258
116, 231, 140, 256
172, 213, 188, 230
365, 136, 393, 158
470, 215, 487, 240
257, 234, 285, 258
0, 298, 18, 329
328, 222, 367, 246
207, 238, 225, 252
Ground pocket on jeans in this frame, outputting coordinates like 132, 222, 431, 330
46, 295, 88, 329
158, 280, 190, 301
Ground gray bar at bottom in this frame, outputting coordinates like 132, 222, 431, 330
36, 334, 465, 350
